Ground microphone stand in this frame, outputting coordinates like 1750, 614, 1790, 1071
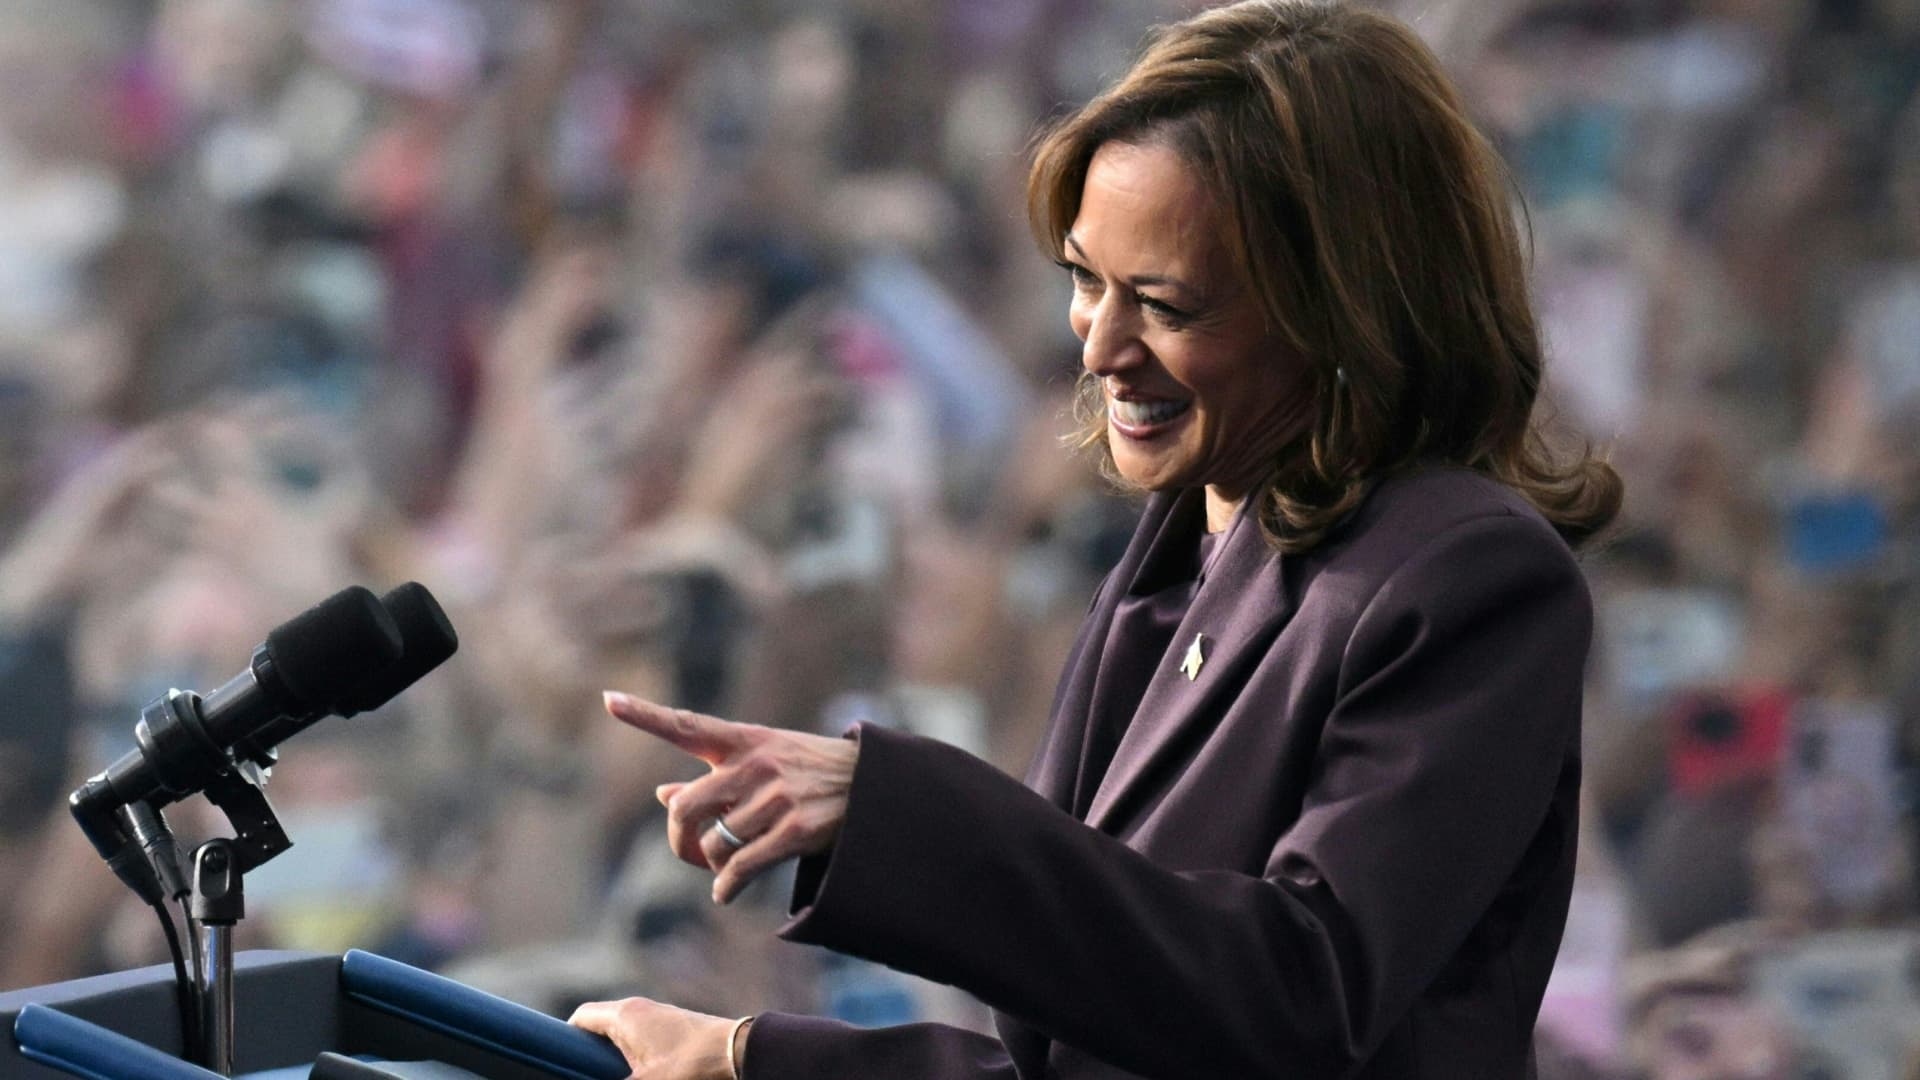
79, 690, 294, 1075
185, 761, 290, 1076
67, 584, 456, 1073
191, 840, 242, 1076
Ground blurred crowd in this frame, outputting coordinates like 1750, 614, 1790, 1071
0, 0, 1915, 1076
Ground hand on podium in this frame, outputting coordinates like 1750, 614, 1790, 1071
568, 998, 751, 1080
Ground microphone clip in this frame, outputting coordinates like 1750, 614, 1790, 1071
200, 763, 291, 876
71, 688, 294, 887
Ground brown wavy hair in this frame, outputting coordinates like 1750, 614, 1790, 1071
1028, 0, 1621, 551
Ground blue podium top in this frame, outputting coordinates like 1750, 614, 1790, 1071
5, 950, 631, 1080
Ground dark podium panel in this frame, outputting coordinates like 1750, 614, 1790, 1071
0, 950, 631, 1080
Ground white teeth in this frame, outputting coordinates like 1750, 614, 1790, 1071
1111, 398, 1191, 427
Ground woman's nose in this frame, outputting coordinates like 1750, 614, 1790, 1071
1077, 297, 1143, 376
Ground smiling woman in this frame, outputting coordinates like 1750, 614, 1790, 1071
574, 3, 1621, 1078
1059, 139, 1312, 533
1029, 0, 1621, 552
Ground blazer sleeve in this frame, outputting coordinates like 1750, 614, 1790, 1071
745, 512, 1590, 1079
741, 1016, 1016, 1079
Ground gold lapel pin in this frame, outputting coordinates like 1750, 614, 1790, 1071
1179, 632, 1207, 681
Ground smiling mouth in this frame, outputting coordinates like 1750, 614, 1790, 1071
1110, 397, 1192, 432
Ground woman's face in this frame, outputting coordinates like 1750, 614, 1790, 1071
1064, 139, 1307, 501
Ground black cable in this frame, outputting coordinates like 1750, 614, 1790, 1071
148, 897, 199, 1063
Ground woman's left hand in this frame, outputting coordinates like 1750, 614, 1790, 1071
568, 996, 738, 1080
604, 690, 858, 904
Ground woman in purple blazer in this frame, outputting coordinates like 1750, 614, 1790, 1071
571, 2, 1623, 1077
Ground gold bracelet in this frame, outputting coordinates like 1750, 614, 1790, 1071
727, 1015, 754, 1080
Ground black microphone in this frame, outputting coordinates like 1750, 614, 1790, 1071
232, 582, 460, 765
68, 585, 403, 867
352, 582, 459, 709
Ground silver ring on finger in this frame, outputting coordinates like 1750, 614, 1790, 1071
711, 817, 749, 850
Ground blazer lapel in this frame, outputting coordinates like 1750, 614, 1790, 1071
1085, 500, 1298, 835
1022, 490, 1188, 809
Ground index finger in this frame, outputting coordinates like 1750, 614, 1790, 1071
603, 691, 751, 765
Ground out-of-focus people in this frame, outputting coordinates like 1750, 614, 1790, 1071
0, 0, 1913, 1072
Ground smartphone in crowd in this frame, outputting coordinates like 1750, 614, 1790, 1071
1784, 490, 1888, 577
1753, 929, 1920, 1080
1598, 586, 1745, 707
1666, 686, 1792, 799
1780, 698, 1905, 912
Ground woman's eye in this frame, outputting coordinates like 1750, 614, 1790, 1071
1056, 260, 1189, 325
1056, 260, 1099, 291
1140, 296, 1190, 325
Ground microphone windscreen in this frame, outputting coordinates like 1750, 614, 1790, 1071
264, 586, 405, 713
337, 582, 459, 716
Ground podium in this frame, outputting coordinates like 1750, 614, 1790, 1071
0, 950, 632, 1079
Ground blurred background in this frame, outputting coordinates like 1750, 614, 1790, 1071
0, 0, 1916, 1076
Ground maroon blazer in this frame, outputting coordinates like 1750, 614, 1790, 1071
746, 468, 1590, 1079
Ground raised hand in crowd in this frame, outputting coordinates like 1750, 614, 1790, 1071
451, 236, 623, 567
0, 428, 170, 625
673, 341, 846, 528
